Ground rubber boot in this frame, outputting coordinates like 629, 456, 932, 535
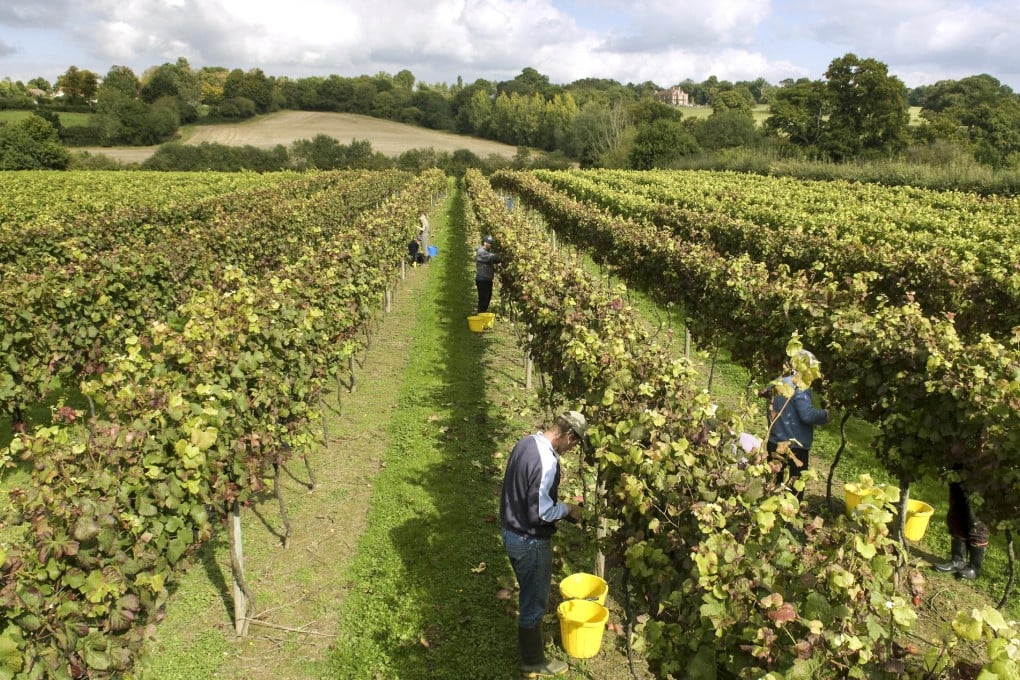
519, 625, 567, 678
934, 537, 968, 574
958, 545, 987, 580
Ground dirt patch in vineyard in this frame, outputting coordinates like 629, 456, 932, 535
78, 111, 520, 165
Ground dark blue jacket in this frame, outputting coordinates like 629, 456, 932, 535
500, 434, 570, 539
767, 375, 829, 450
475, 246, 500, 281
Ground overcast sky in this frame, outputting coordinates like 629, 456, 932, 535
1, 0, 1017, 91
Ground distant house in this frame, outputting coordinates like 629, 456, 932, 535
27, 88, 48, 98
657, 86, 690, 107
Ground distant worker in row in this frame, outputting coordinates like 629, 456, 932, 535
419, 212, 431, 257
408, 232, 425, 265
475, 234, 501, 313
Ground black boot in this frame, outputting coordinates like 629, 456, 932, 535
958, 545, 987, 580
935, 537, 968, 574
518, 624, 567, 677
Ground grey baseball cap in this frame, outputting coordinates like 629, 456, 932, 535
561, 410, 593, 454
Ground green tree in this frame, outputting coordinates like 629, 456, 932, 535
696, 109, 758, 150
27, 77, 51, 94
350, 79, 377, 115
290, 133, 348, 169
916, 74, 1020, 167
223, 68, 274, 113
410, 88, 454, 130
0, 116, 71, 169
56, 66, 99, 104
318, 76, 355, 111
540, 92, 578, 150
489, 92, 515, 144
629, 118, 699, 169
394, 69, 415, 91
101, 65, 140, 99
711, 88, 753, 115
458, 88, 494, 136
140, 67, 181, 103
627, 99, 682, 126
370, 90, 400, 119
214, 97, 257, 119
764, 78, 831, 148
568, 100, 631, 167
497, 67, 554, 98
822, 53, 910, 160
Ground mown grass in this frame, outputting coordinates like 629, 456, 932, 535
0, 109, 92, 126
325, 183, 540, 678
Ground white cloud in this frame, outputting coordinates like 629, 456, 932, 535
0, 0, 1015, 89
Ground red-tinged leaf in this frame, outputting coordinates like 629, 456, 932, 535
767, 603, 797, 625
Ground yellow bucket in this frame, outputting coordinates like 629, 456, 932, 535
557, 599, 608, 659
467, 315, 487, 332
560, 573, 608, 606
477, 312, 495, 328
844, 483, 899, 516
904, 499, 934, 541
844, 485, 878, 515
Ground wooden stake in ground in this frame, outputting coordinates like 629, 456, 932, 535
228, 500, 255, 636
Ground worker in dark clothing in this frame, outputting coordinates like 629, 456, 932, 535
475, 235, 501, 313
935, 479, 989, 580
500, 411, 591, 677
761, 349, 829, 498
408, 234, 424, 265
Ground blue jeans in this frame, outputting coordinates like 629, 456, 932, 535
502, 528, 554, 629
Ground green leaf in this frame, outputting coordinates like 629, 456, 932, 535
952, 609, 985, 641
82, 569, 118, 604
0, 630, 24, 673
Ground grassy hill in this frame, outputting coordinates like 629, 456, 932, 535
77, 111, 522, 165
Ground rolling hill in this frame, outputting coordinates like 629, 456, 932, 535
79, 111, 522, 165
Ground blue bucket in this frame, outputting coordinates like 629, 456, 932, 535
427, 245, 438, 257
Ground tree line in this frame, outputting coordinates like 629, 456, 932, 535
2, 54, 1019, 172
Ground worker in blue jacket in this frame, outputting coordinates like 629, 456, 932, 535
761, 349, 830, 498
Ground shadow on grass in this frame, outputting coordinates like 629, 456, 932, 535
326, 181, 529, 678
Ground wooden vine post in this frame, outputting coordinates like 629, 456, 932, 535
824, 412, 852, 514
227, 500, 254, 636
525, 334, 534, 389
897, 482, 911, 557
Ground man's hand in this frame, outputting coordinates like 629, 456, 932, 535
566, 503, 583, 524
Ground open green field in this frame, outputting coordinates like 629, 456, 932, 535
679, 104, 771, 126
0, 109, 92, 126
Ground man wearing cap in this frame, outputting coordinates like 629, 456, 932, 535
475, 235, 501, 313
500, 411, 590, 677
